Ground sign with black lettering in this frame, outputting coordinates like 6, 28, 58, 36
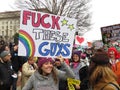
101, 24, 120, 50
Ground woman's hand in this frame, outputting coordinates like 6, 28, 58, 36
75, 84, 80, 89
56, 56, 64, 62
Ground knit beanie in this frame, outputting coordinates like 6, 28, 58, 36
37, 57, 53, 67
0, 51, 10, 58
91, 50, 109, 65
72, 50, 81, 59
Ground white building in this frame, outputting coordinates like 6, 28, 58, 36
0, 11, 20, 42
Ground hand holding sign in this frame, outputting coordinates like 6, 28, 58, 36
55, 55, 64, 62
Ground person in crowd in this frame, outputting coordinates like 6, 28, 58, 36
22, 56, 75, 90
0, 44, 9, 54
0, 51, 14, 90
10, 44, 27, 90
0, 44, 10, 52
85, 48, 93, 60
80, 52, 89, 66
9, 41, 14, 51
70, 50, 86, 90
21, 56, 38, 88
11, 44, 27, 73
89, 49, 120, 90
54, 58, 68, 90
0, 37, 5, 46
79, 65, 89, 90
108, 47, 120, 85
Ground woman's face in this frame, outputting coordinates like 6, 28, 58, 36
41, 61, 53, 75
73, 54, 80, 62
28, 58, 35, 65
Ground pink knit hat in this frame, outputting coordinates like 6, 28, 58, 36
72, 50, 82, 59
37, 57, 53, 67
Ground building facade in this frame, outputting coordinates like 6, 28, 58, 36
0, 11, 20, 42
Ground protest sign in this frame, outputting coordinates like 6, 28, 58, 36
101, 24, 120, 50
67, 78, 81, 90
18, 9, 77, 58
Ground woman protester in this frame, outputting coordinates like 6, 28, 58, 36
70, 51, 86, 90
21, 56, 38, 88
89, 49, 120, 90
22, 56, 75, 90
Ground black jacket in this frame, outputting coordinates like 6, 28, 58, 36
10, 50, 27, 73
0, 60, 13, 86
79, 66, 90, 90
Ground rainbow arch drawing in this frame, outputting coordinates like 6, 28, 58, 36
19, 30, 35, 56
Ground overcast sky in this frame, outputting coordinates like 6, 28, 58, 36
0, 0, 16, 12
84, 0, 120, 41
0, 0, 120, 41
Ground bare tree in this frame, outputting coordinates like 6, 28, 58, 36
15, 0, 92, 35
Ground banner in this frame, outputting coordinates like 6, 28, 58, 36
18, 9, 77, 58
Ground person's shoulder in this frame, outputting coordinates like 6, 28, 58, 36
28, 71, 37, 80
102, 82, 120, 90
116, 59, 120, 63
22, 62, 29, 67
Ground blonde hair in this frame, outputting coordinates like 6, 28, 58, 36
28, 56, 38, 61
89, 65, 117, 86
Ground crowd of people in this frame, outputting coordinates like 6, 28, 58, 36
0, 39, 120, 90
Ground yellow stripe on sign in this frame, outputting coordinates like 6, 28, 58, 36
67, 78, 81, 85
68, 82, 75, 90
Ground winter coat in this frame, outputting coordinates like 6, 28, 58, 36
79, 66, 90, 90
21, 61, 37, 88
0, 59, 13, 88
111, 60, 120, 85
11, 50, 27, 73
56, 64, 68, 90
70, 61, 86, 80
93, 79, 120, 90
22, 62, 75, 90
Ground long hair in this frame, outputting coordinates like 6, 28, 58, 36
89, 65, 117, 86
38, 67, 58, 84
